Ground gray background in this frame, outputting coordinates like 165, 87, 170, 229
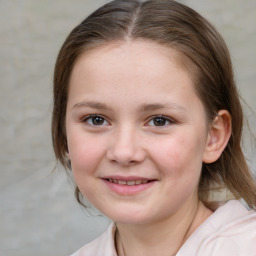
0, 1, 255, 256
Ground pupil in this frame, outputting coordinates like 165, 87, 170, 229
93, 116, 104, 125
153, 117, 166, 126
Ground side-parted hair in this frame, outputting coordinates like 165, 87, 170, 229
52, 0, 256, 208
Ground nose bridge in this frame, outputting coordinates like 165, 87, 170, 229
107, 123, 145, 165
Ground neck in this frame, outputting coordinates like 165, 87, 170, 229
115, 200, 212, 256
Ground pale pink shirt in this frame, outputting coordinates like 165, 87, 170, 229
71, 200, 256, 256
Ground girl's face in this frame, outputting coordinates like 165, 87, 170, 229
66, 40, 210, 224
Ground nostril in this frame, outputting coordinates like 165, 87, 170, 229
110, 159, 140, 166
106, 136, 146, 165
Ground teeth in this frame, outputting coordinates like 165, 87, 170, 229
108, 179, 149, 185
127, 181, 135, 186
118, 180, 126, 185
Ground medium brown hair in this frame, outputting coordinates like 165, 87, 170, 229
52, 0, 256, 208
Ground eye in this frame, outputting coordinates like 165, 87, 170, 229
83, 115, 109, 126
147, 115, 174, 127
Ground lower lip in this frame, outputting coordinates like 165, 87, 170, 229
103, 179, 155, 196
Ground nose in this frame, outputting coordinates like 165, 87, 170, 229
106, 126, 146, 166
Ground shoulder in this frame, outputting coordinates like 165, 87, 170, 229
70, 223, 117, 256
178, 200, 256, 256
200, 201, 256, 255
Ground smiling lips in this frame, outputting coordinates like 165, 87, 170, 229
106, 179, 150, 185
103, 176, 156, 195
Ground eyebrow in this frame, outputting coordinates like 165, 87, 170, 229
72, 101, 186, 113
72, 101, 113, 111
138, 103, 186, 113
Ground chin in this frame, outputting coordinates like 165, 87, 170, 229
104, 208, 157, 225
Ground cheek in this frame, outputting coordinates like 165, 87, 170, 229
150, 132, 205, 177
68, 134, 107, 198
67, 131, 105, 176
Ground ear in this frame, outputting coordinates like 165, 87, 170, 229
203, 110, 232, 164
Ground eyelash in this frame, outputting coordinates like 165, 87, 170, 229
82, 114, 175, 127
82, 115, 109, 126
146, 115, 175, 127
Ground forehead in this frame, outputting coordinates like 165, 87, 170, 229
71, 40, 200, 95
70, 39, 196, 86
70, 40, 189, 93
67, 40, 205, 116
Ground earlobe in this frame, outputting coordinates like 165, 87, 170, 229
203, 110, 232, 164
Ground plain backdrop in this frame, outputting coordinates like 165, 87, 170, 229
0, 1, 255, 255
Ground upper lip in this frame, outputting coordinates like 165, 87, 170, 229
101, 175, 156, 181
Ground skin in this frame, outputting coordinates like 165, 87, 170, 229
65, 40, 231, 256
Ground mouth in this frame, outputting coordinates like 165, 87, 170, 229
102, 176, 156, 195
105, 179, 151, 186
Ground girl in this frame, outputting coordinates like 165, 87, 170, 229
52, 0, 256, 255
